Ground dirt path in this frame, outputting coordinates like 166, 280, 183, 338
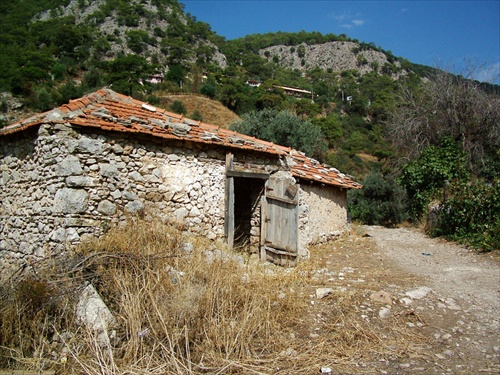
360, 225, 500, 374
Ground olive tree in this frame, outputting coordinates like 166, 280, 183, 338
230, 108, 327, 159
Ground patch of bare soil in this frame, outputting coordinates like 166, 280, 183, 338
306, 226, 499, 374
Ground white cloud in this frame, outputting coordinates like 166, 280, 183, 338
330, 12, 348, 22
329, 11, 365, 28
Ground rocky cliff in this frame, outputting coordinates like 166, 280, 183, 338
32, 0, 227, 67
260, 41, 404, 77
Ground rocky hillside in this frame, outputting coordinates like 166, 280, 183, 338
260, 41, 403, 77
31, 0, 227, 67
30, 0, 401, 76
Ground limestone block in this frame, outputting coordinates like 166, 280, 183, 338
56, 155, 82, 177
99, 163, 119, 179
129, 171, 144, 182
0, 239, 11, 250
54, 188, 89, 214
316, 288, 334, 299
145, 174, 161, 184
43, 109, 64, 122
66, 227, 80, 242
125, 200, 144, 214
76, 137, 104, 154
172, 191, 189, 203
49, 227, 67, 243
111, 190, 122, 199
173, 207, 188, 219
168, 154, 180, 161
152, 168, 161, 178
189, 206, 201, 217
66, 176, 96, 187
34, 246, 45, 257
76, 284, 116, 332
11, 170, 21, 182
64, 218, 98, 227
112, 144, 124, 154
97, 200, 117, 216
122, 190, 137, 201
0, 171, 11, 185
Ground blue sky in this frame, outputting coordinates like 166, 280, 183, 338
182, 1, 500, 84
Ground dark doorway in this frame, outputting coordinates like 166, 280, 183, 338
233, 177, 264, 248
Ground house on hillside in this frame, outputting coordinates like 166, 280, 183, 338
245, 79, 262, 87
0, 89, 360, 272
274, 85, 316, 99
147, 74, 164, 84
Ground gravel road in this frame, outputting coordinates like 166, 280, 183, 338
361, 225, 500, 374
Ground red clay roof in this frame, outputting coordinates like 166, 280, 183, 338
0, 89, 361, 189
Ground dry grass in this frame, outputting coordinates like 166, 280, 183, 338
157, 94, 241, 128
0, 218, 428, 374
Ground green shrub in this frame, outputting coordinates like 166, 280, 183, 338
32, 87, 56, 112
399, 137, 468, 221
480, 149, 500, 182
58, 81, 83, 105
83, 67, 102, 89
51, 63, 66, 81
312, 115, 343, 147
348, 172, 407, 227
169, 100, 187, 115
190, 110, 203, 121
147, 95, 160, 105
199, 83, 216, 98
431, 180, 500, 251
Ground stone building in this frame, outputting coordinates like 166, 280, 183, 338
0, 89, 360, 270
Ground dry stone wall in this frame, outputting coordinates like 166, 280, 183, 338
0, 122, 279, 273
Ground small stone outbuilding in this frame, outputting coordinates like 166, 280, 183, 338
0, 89, 360, 271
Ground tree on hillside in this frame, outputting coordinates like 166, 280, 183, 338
169, 100, 187, 115
217, 77, 255, 114
230, 108, 327, 159
106, 55, 153, 97
166, 64, 186, 87
387, 68, 500, 176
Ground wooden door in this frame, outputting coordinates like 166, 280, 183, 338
260, 173, 299, 266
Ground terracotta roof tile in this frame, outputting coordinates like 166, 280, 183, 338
0, 89, 361, 189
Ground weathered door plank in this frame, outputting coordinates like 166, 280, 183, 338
261, 173, 299, 266
225, 153, 235, 249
